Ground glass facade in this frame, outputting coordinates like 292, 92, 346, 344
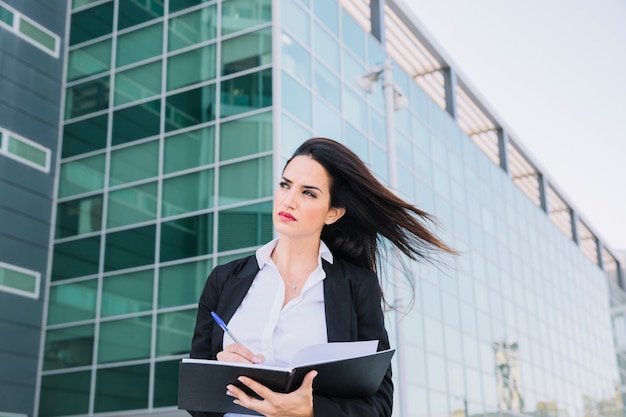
35, 0, 622, 417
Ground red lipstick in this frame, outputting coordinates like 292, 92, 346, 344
278, 211, 296, 221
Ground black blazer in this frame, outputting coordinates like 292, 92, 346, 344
188, 254, 393, 417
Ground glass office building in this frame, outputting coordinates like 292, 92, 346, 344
0, 0, 624, 416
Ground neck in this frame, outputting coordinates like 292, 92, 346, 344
271, 236, 320, 274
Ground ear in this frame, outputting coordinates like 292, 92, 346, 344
325, 207, 346, 225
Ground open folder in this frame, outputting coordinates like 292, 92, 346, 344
178, 340, 395, 414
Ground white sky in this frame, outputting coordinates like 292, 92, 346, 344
401, 0, 626, 252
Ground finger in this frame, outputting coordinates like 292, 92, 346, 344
218, 345, 264, 364
301, 370, 318, 390
237, 376, 273, 400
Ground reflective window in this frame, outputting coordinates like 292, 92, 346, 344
59, 155, 105, 198
313, 23, 339, 72
169, 0, 212, 13
313, 60, 340, 109
69, 1, 114, 45
222, 27, 271, 76
67, 39, 111, 81
3, 132, 49, 171
156, 309, 196, 356
39, 371, 91, 417
165, 84, 216, 132
158, 259, 212, 308
101, 269, 153, 317
118, 0, 163, 30
19, 16, 58, 53
281, 0, 309, 45
51, 236, 100, 281
167, 44, 216, 91
344, 122, 368, 163
162, 169, 213, 217
222, 0, 271, 35
163, 125, 215, 174
313, 97, 341, 139
0, 262, 39, 298
218, 156, 272, 206
109, 140, 159, 186
43, 325, 94, 370
218, 202, 273, 252
168, 5, 217, 51
341, 12, 365, 58
104, 225, 156, 272
114, 60, 162, 105
160, 213, 213, 262
154, 360, 179, 407
221, 69, 272, 118
94, 364, 149, 412
282, 33, 309, 84
0, 3, 13, 26
282, 73, 311, 125
116, 22, 162, 67
65, 75, 110, 119
47, 280, 98, 324
112, 100, 161, 146
56, 194, 103, 238
219, 111, 272, 161
342, 87, 366, 132
107, 182, 158, 227
98, 316, 152, 363
313, 0, 338, 34
281, 113, 311, 157
62, 114, 108, 158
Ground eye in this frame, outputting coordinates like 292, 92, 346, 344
303, 190, 317, 198
279, 181, 289, 189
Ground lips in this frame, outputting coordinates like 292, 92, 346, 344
278, 211, 296, 221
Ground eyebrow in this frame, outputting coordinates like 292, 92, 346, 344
282, 176, 325, 194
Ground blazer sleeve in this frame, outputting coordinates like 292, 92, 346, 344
313, 265, 394, 417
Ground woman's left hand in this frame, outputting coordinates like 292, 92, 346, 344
226, 370, 317, 417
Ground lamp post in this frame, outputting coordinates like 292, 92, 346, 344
357, 59, 409, 417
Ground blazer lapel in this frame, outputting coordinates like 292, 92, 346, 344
323, 259, 355, 342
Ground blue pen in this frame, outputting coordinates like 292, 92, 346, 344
210, 311, 242, 344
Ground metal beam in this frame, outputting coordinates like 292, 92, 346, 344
370, 0, 385, 43
442, 67, 457, 120
497, 128, 510, 175
538, 174, 549, 214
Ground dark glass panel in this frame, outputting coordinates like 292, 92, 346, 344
94, 364, 149, 412
65, 76, 110, 119
39, 371, 91, 417
169, 0, 211, 13
69, 1, 114, 45
104, 225, 156, 272
220, 69, 272, 118
118, 0, 163, 30
218, 202, 272, 252
221, 27, 271, 75
164, 84, 215, 132
56, 195, 103, 238
51, 236, 101, 281
160, 213, 213, 262
154, 360, 179, 407
62, 114, 108, 158
43, 325, 94, 370
111, 99, 161, 146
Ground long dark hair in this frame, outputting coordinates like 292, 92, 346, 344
286, 137, 456, 274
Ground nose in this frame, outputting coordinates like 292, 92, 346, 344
281, 188, 296, 209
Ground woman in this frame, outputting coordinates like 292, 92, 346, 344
188, 138, 454, 417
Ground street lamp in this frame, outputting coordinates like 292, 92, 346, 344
357, 58, 409, 417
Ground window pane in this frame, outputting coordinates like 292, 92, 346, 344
160, 213, 213, 262
118, 0, 163, 30
72, 0, 100, 9
167, 44, 216, 91
222, 0, 271, 35
58, 154, 105, 198
314, 60, 340, 109
104, 225, 156, 272
112, 101, 160, 146
109, 140, 159, 186
62, 114, 108, 158
168, 5, 217, 51
0, 4, 14, 26
218, 201, 273, 252
56, 194, 103, 238
39, 371, 91, 417
114, 60, 162, 105
163, 125, 215, 174
98, 316, 152, 363
169, 0, 211, 13
43, 325, 94, 370
342, 12, 365, 58
0, 265, 37, 295
116, 23, 163, 67
156, 309, 195, 356
69, 2, 114, 45
313, 97, 341, 139
218, 156, 272, 206
19, 18, 57, 51
219, 111, 272, 161
281, 113, 311, 156
281, 0, 309, 45
107, 182, 158, 227
282, 73, 311, 125
282, 33, 309, 84
164, 84, 215, 132
102, 269, 153, 317
154, 360, 179, 407
8, 135, 47, 167
51, 237, 100, 281
64, 75, 110, 119
94, 364, 149, 412
158, 259, 211, 308
162, 169, 213, 217
47, 280, 98, 324
313, 0, 338, 33
221, 27, 271, 76
343, 87, 367, 132
314, 23, 339, 72
220, 69, 272, 118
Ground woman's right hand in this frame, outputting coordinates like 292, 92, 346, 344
216, 344, 265, 364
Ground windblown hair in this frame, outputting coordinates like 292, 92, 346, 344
286, 137, 456, 274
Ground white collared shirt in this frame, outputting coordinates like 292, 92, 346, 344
225, 239, 331, 416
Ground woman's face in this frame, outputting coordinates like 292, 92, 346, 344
273, 155, 345, 240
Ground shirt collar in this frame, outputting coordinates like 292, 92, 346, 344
255, 238, 334, 269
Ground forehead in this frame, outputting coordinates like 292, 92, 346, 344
283, 155, 330, 187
